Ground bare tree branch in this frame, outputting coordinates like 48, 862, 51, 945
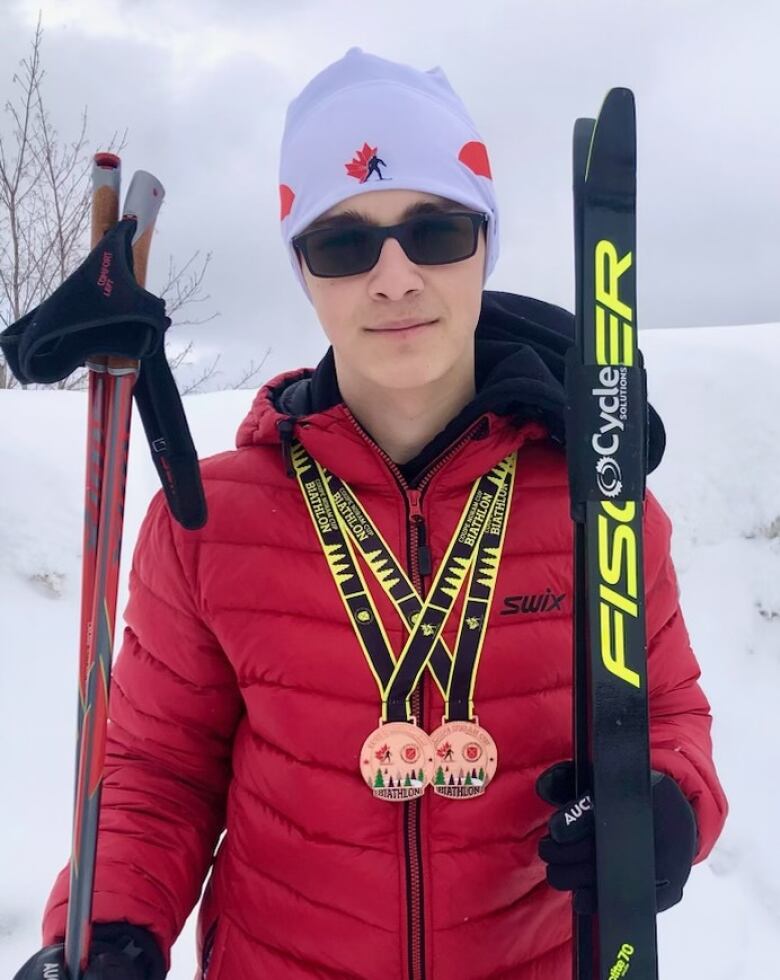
0, 18, 237, 393
158, 249, 220, 326
179, 353, 222, 395
167, 339, 195, 373
226, 346, 272, 390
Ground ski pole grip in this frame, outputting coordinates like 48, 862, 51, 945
90, 153, 122, 374
111, 170, 165, 373
91, 152, 121, 247
122, 169, 165, 291
128, 207, 154, 288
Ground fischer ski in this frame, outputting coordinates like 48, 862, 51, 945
566, 88, 658, 979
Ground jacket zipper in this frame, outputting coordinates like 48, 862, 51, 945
344, 410, 488, 980
406, 487, 427, 980
201, 919, 218, 978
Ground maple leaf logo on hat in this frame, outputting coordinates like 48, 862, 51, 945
345, 142, 389, 183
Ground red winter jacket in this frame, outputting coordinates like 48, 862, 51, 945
42, 294, 727, 979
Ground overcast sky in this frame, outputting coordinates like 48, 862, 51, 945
1, 0, 778, 389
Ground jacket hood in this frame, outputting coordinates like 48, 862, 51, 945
235, 290, 666, 481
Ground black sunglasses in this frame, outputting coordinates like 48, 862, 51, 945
292, 210, 488, 279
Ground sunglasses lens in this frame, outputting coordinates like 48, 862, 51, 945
298, 212, 482, 278
303, 226, 378, 277
405, 214, 479, 265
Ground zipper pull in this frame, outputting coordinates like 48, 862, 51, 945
277, 417, 296, 478
408, 489, 423, 520
417, 519, 432, 577
408, 490, 432, 577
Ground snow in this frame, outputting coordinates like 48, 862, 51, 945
1, 322, 779, 976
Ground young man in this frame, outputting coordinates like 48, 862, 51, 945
16, 48, 727, 980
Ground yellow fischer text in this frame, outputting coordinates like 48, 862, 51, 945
595, 239, 634, 367
597, 500, 640, 689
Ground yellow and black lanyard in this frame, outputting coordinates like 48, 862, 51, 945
293, 441, 515, 717
292, 441, 516, 799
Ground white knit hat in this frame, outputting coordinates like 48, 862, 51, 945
278, 47, 499, 301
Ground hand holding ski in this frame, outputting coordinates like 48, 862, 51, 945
536, 760, 698, 916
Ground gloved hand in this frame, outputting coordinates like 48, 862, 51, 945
12, 921, 166, 980
535, 761, 698, 915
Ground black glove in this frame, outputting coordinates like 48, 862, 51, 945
536, 761, 698, 915
12, 921, 166, 980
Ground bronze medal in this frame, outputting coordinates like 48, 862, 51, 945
429, 719, 498, 799
359, 722, 435, 802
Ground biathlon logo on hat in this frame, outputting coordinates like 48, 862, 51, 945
346, 143, 389, 183
278, 47, 500, 301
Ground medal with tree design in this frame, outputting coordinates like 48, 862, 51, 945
429, 719, 498, 799
360, 722, 435, 801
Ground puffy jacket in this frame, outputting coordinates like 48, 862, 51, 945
42, 292, 728, 979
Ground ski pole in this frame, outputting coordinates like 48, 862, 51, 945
75, 152, 120, 805
65, 160, 165, 980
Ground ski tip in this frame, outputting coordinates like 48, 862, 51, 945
600, 87, 636, 132
587, 88, 636, 196
573, 117, 596, 142
605, 85, 635, 101
572, 118, 596, 190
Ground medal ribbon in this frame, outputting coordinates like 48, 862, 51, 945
290, 442, 397, 695
326, 466, 516, 717
321, 468, 452, 699
442, 455, 515, 720
292, 441, 516, 723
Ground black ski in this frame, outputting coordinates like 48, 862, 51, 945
565, 88, 658, 979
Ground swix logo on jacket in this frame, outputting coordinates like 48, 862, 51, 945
38, 293, 727, 980
500, 587, 566, 616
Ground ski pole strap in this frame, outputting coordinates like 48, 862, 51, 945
133, 347, 207, 530
0, 218, 168, 384
292, 441, 516, 723
0, 218, 207, 531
